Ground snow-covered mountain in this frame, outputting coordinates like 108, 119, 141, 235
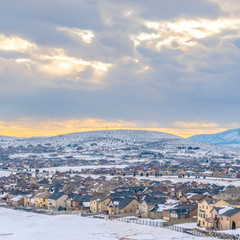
189, 128, 240, 148
1, 130, 240, 160
0, 130, 181, 147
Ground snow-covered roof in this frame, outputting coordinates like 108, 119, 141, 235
11, 195, 24, 202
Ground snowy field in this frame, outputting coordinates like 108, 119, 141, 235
36, 164, 127, 173
71, 172, 240, 187
0, 170, 11, 177
0, 208, 218, 240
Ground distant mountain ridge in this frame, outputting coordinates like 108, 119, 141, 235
1, 129, 240, 157
189, 128, 240, 148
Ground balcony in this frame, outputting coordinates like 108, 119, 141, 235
206, 217, 218, 223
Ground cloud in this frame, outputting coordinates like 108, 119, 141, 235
174, 121, 219, 128
0, 118, 227, 138
0, 0, 240, 136
0, 34, 112, 90
0, 119, 138, 137
0, 34, 36, 52
58, 27, 95, 44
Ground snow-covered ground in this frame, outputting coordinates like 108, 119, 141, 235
70, 172, 240, 187
0, 208, 218, 240
37, 164, 127, 173
0, 170, 11, 177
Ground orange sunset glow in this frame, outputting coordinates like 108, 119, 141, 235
0, 119, 228, 138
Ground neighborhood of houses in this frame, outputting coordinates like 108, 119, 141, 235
1, 169, 240, 233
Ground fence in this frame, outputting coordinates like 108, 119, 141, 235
84, 214, 240, 239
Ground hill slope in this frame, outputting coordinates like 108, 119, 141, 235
1, 130, 240, 161
189, 128, 240, 148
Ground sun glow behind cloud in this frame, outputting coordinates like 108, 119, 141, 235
0, 34, 111, 88
1, 0, 240, 135
0, 119, 229, 138
58, 27, 95, 44
131, 17, 240, 50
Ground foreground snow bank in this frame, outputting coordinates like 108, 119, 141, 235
0, 208, 217, 240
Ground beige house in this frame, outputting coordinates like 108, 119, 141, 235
24, 194, 34, 206
216, 187, 240, 200
218, 208, 240, 230
137, 197, 166, 218
34, 192, 50, 208
116, 197, 137, 215
48, 192, 68, 211
90, 195, 111, 213
10, 195, 24, 207
107, 197, 137, 216
198, 197, 240, 230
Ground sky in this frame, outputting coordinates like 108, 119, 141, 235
0, 0, 240, 137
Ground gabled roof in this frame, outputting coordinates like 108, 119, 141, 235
35, 192, 50, 199
222, 208, 240, 217
11, 195, 24, 202
48, 192, 66, 200
210, 207, 224, 214
118, 197, 135, 210
224, 199, 240, 206
199, 197, 216, 205
144, 196, 166, 205
109, 191, 134, 198
73, 195, 91, 202
169, 203, 197, 214
220, 187, 240, 195
189, 194, 206, 201
37, 179, 49, 185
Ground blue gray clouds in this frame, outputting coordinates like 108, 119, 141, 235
0, 0, 240, 135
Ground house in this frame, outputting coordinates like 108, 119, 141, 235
207, 206, 240, 230
180, 193, 209, 204
107, 198, 123, 215
90, 194, 111, 213
66, 195, 91, 211
217, 187, 240, 200
148, 199, 178, 220
107, 197, 138, 216
138, 196, 166, 218
10, 195, 24, 207
197, 197, 240, 229
163, 203, 197, 221
218, 208, 240, 230
116, 197, 137, 215
188, 194, 209, 204
48, 192, 68, 211
198, 197, 217, 228
24, 194, 35, 206
34, 192, 50, 208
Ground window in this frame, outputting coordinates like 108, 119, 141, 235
170, 213, 178, 218
206, 206, 208, 209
